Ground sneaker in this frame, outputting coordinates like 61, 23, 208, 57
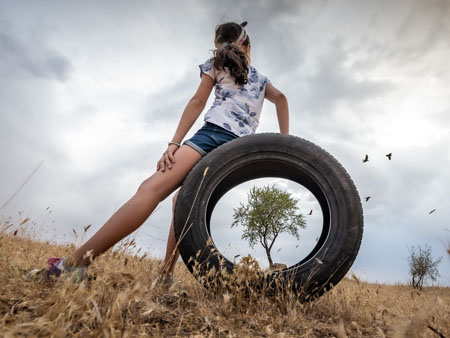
46, 257, 87, 283
155, 274, 174, 286
24, 268, 45, 281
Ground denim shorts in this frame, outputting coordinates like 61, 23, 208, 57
183, 122, 238, 156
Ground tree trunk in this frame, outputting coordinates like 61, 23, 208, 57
266, 248, 274, 268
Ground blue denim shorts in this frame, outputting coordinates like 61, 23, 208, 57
183, 122, 238, 156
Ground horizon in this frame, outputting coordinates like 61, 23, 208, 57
0, 0, 449, 286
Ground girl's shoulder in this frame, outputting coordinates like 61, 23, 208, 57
200, 57, 215, 71
199, 58, 218, 82
199, 58, 270, 86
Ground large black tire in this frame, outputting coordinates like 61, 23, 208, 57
174, 133, 363, 298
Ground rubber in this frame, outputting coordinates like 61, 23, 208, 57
173, 133, 364, 298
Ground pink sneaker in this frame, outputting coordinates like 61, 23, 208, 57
46, 257, 87, 283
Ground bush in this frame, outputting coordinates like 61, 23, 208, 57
407, 244, 442, 290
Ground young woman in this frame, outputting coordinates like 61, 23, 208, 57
45, 21, 289, 283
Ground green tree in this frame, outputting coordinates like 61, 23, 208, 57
407, 244, 442, 290
232, 184, 306, 268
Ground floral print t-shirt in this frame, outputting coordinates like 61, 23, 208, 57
199, 58, 270, 136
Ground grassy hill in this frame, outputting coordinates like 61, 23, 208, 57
0, 234, 449, 337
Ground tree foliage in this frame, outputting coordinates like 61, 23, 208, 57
407, 244, 442, 290
232, 184, 306, 268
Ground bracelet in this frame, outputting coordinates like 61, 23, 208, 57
168, 141, 181, 147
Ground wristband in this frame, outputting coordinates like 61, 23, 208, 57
168, 141, 181, 147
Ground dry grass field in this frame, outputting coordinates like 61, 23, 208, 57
0, 225, 449, 337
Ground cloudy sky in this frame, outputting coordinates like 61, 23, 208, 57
1, 0, 449, 285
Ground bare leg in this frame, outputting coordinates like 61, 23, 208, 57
68, 146, 202, 266
160, 190, 180, 276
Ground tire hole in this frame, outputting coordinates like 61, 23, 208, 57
209, 177, 323, 270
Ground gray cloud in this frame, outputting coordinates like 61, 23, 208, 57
303, 39, 394, 115
0, 0, 449, 285
141, 68, 199, 124
387, 0, 450, 65
0, 31, 72, 81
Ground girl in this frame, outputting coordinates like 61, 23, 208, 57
45, 21, 289, 283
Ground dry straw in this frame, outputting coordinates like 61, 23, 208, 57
1, 164, 449, 337
1, 220, 449, 336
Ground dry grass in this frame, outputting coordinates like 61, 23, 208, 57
0, 229, 449, 337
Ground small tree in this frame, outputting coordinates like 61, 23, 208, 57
407, 244, 442, 290
232, 184, 306, 268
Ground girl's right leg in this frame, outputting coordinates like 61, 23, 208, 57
160, 190, 180, 276
67, 145, 203, 267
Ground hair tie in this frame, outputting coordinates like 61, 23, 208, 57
236, 27, 247, 46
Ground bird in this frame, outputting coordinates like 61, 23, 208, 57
308, 209, 313, 215
429, 209, 436, 214
84, 224, 92, 233
362, 154, 369, 163
277, 248, 282, 252
365, 196, 371, 202
386, 153, 392, 160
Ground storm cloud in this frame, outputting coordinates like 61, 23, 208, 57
0, 0, 449, 285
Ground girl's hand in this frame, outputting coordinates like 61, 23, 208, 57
157, 144, 180, 172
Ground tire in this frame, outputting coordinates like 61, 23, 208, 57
174, 133, 363, 298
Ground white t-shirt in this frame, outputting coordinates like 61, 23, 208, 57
199, 58, 271, 136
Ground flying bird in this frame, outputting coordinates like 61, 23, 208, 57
365, 196, 371, 202
308, 209, 313, 215
386, 153, 392, 160
429, 209, 436, 214
362, 154, 369, 163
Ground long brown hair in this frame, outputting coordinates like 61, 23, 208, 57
213, 21, 250, 86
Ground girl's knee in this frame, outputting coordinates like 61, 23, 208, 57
137, 177, 164, 202
137, 176, 179, 203
137, 178, 150, 193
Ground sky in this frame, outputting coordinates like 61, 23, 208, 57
0, 0, 449, 286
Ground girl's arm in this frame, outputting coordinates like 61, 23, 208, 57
157, 75, 215, 172
264, 83, 289, 135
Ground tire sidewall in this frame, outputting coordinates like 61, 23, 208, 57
174, 133, 363, 296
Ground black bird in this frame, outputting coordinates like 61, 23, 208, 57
363, 154, 369, 163
429, 209, 436, 214
386, 153, 392, 160
365, 196, 371, 202
308, 209, 313, 215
